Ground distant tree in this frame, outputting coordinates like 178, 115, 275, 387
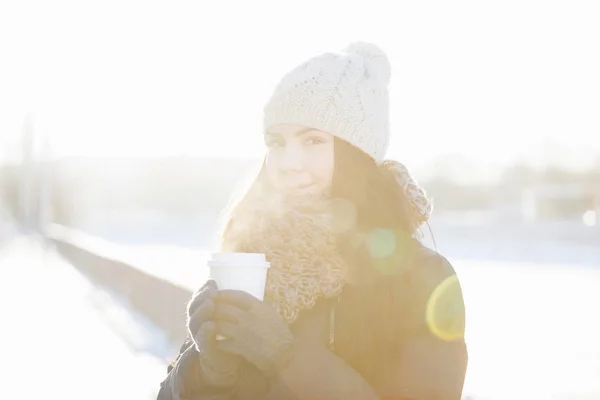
49, 168, 76, 226
500, 162, 537, 188
0, 164, 21, 221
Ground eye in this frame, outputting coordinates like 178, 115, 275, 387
265, 137, 284, 148
305, 136, 326, 145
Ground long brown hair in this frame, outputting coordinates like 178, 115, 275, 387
330, 137, 422, 280
219, 137, 424, 382
330, 138, 423, 382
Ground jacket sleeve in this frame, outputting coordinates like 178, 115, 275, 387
158, 337, 273, 400
373, 251, 468, 400
157, 337, 237, 400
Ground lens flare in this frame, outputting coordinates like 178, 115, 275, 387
582, 210, 596, 227
365, 228, 396, 259
425, 274, 465, 342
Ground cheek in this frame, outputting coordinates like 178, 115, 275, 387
312, 144, 335, 186
265, 152, 281, 184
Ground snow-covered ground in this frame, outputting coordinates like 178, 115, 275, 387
26, 214, 600, 399
0, 236, 169, 400
457, 259, 600, 399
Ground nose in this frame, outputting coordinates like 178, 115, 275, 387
279, 143, 305, 173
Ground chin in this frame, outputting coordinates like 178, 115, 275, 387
283, 187, 329, 203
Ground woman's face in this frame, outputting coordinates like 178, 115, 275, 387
265, 124, 335, 198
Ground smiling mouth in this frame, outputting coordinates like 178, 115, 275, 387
288, 183, 314, 192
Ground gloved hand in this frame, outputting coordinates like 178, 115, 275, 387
186, 280, 242, 387
213, 290, 296, 377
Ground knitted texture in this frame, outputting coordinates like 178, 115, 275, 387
220, 190, 347, 325
380, 160, 433, 228
264, 42, 391, 163
215, 291, 296, 377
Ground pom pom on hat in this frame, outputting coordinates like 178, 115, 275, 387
344, 42, 392, 85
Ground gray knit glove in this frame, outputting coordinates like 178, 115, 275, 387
213, 290, 295, 377
187, 280, 242, 387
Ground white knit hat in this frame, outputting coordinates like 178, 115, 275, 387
263, 42, 433, 228
263, 42, 391, 163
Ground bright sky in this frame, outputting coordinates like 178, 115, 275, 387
1, 0, 599, 173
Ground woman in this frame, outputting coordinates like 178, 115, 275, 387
158, 42, 468, 400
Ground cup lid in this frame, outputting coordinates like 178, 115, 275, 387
209, 252, 269, 266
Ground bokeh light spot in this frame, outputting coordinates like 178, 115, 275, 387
426, 274, 465, 342
350, 232, 365, 249
365, 228, 397, 259
582, 210, 596, 227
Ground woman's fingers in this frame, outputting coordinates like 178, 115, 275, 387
216, 321, 240, 338
197, 321, 218, 347
213, 303, 245, 324
204, 279, 218, 291
187, 279, 218, 317
216, 321, 243, 356
216, 289, 260, 310
188, 299, 215, 339
215, 337, 242, 357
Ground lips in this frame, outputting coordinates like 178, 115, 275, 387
287, 183, 315, 192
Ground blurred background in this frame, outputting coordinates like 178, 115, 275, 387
1, 1, 599, 399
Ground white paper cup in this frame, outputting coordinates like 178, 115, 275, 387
207, 252, 270, 340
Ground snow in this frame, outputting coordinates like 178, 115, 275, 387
13, 215, 600, 399
0, 236, 169, 400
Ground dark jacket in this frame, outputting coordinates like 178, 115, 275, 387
158, 245, 468, 399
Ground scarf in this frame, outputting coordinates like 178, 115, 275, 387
219, 160, 432, 324
219, 187, 348, 324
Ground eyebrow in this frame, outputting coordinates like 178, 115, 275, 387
265, 127, 316, 137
